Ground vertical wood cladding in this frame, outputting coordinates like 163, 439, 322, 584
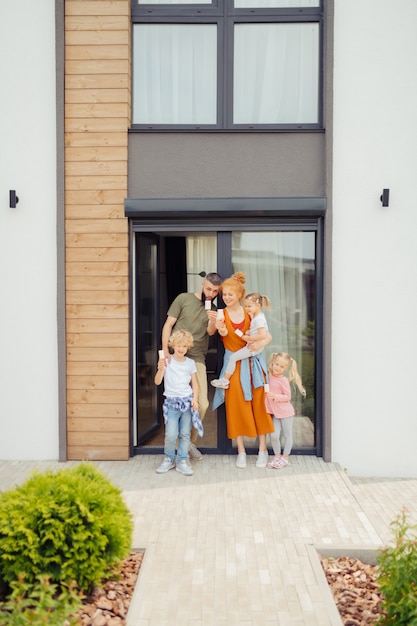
65, 0, 130, 460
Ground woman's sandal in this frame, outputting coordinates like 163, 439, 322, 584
267, 456, 289, 469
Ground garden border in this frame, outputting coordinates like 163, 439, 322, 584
306, 544, 381, 626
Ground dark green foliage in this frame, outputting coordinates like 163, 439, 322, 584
0, 463, 133, 594
377, 509, 417, 625
0, 574, 82, 625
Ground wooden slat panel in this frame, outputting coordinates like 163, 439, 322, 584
66, 30, 129, 46
65, 1, 129, 17
66, 45, 128, 61
66, 89, 129, 105
67, 361, 128, 376
68, 417, 128, 431
67, 376, 128, 390
65, 175, 127, 190
67, 218, 128, 235
66, 16, 128, 31
66, 103, 129, 118
68, 404, 128, 418
65, 132, 127, 147
67, 347, 128, 361
67, 389, 128, 404
67, 446, 129, 461
67, 332, 128, 348
66, 189, 127, 204
65, 0, 130, 461
66, 146, 127, 160
66, 60, 128, 74
66, 276, 128, 291
66, 220, 127, 234
66, 233, 127, 246
66, 261, 127, 276
67, 431, 128, 445
67, 72, 129, 87
66, 291, 129, 305
65, 161, 127, 176
67, 318, 128, 332
66, 304, 128, 319
65, 118, 129, 132
66, 248, 128, 263
65, 205, 126, 219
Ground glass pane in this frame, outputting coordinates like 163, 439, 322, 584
234, 23, 319, 124
133, 24, 217, 124
139, 0, 212, 4
231, 231, 315, 451
139, 234, 218, 449
135, 235, 159, 445
235, 0, 319, 7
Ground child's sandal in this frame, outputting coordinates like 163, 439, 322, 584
267, 456, 289, 469
267, 456, 282, 469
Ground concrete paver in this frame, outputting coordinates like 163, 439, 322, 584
1, 455, 416, 625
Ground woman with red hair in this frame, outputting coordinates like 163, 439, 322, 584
213, 272, 273, 468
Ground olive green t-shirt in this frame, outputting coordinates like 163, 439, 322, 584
167, 293, 216, 363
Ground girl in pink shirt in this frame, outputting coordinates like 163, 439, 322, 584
265, 352, 306, 469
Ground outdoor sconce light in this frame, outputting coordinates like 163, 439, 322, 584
9, 190, 19, 208
380, 189, 389, 207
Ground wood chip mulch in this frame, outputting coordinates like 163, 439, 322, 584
75, 551, 143, 626
320, 556, 385, 626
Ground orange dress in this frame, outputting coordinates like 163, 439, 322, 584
220, 309, 273, 439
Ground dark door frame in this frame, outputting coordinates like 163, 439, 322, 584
126, 197, 326, 457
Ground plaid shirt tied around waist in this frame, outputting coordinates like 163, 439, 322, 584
163, 395, 204, 438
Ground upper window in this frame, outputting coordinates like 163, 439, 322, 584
131, 0, 322, 131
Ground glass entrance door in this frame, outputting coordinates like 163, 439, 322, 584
133, 228, 317, 455
231, 231, 315, 452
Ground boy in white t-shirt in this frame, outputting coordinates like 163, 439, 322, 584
154, 330, 202, 476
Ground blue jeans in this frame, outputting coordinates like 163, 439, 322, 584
164, 404, 192, 463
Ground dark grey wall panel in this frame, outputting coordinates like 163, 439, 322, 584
128, 132, 325, 198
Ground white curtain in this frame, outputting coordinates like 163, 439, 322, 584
133, 24, 217, 124
235, 0, 319, 7
233, 22, 319, 124
186, 236, 217, 292
231, 232, 315, 366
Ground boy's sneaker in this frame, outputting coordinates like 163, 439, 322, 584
176, 460, 194, 476
211, 377, 230, 389
189, 443, 203, 461
156, 457, 175, 474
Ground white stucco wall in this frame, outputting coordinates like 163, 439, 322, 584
0, 1, 59, 459
332, 0, 417, 476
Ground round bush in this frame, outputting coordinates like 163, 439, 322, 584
0, 463, 133, 593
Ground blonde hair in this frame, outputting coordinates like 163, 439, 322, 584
168, 329, 194, 349
245, 292, 271, 311
268, 352, 306, 397
220, 272, 246, 300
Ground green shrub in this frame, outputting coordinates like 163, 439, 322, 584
377, 508, 417, 625
0, 463, 133, 594
0, 574, 82, 626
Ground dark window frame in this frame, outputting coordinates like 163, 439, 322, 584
131, 0, 324, 132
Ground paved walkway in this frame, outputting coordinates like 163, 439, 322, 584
1, 455, 417, 625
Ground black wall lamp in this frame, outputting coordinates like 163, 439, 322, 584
9, 190, 19, 208
380, 188, 389, 207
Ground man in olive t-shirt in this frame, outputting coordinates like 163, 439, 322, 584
161, 273, 222, 459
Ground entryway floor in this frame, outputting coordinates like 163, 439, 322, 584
1, 455, 416, 625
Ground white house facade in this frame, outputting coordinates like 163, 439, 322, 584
1, 0, 416, 477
